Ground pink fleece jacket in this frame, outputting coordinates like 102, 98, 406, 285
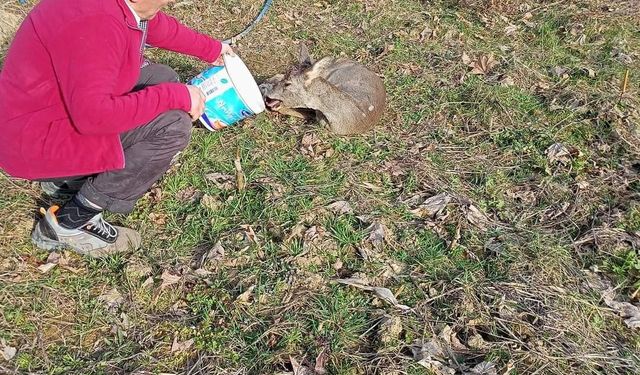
0, 0, 222, 179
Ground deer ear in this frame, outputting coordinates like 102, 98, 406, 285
298, 42, 314, 68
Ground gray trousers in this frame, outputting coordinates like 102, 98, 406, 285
43, 64, 192, 213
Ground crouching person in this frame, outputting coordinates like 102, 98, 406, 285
0, 0, 232, 257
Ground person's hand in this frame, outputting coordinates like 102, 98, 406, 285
187, 85, 206, 121
212, 44, 235, 66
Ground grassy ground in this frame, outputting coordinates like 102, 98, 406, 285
1, 0, 640, 374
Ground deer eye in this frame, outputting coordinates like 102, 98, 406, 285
283, 81, 292, 87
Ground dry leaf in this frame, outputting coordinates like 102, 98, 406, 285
500, 75, 515, 87
504, 24, 518, 36
235, 285, 256, 304
200, 194, 221, 211
379, 315, 403, 344
545, 143, 573, 165
439, 325, 467, 351
462, 52, 472, 65
466, 204, 490, 230
465, 361, 497, 375
361, 181, 383, 192
37, 262, 57, 274
584, 67, 596, 78
327, 200, 353, 215
410, 193, 452, 218
603, 289, 640, 329
125, 262, 152, 280
552, 66, 570, 78
336, 278, 411, 310
304, 225, 325, 243
203, 241, 225, 265
171, 337, 194, 353
160, 270, 181, 289
411, 339, 454, 375
290, 356, 314, 375
1, 339, 17, 361
240, 225, 260, 246
366, 222, 388, 248
146, 186, 163, 203
467, 334, 489, 350
468, 54, 499, 75
98, 288, 124, 309
46, 252, 69, 266
148, 212, 167, 226
314, 347, 329, 375
193, 268, 213, 277
175, 186, 201, 203
205, 172, 235, 190
142, 276, 154, 288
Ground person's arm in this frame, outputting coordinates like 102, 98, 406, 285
48, 16, 192, 136
146, 12, 222, 64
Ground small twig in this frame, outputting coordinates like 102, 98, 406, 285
620, 69, 630, 97
234, 147, 246, 192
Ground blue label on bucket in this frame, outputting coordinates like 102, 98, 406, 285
189, 66, 254, 131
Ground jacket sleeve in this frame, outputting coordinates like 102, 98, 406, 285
147, 12, 222, 63
48, 16, 192, 136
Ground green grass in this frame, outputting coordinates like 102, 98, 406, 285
2, 0, 640, 374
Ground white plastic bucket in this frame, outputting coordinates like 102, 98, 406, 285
189, 54, 265, 131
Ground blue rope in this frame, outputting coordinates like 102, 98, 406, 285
18, 0, 27, 4
223, 0, 273, 45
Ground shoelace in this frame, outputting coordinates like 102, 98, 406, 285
91, 217, 118, 239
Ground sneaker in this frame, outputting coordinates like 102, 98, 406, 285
40, 180, 86, 199
31, 206, 142, 258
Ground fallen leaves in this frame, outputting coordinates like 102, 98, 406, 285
1, 339, 16, 361
175, 186, 201, 203
160, 270, 182, 289
366, 222, 389, 249
378, 315, 403, 345
546, 143, 580, 165
290, 356, 314, 375
37, 262, 57, 274
411, 338, 454, 375
584, 270, 640, 329
171, 337, 194, 353
98, 288, 124, 310
196, 241, 225, 268
410, 325, 496, 375
336, 278, 411, 310
464, 204, 491, 231
125, 261, 152, 280
149, 212, 168, 226
36, 251, 76, 274
200, 194, 221, 211
240, 224, 260, 246
410, 193, 452, 219
603, 290, 640, 329
462, 53, 499, 75
205, 172, 236, 190
235, 285, 256, 304
327, 200, 353, 215
300, 133, 334, 160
